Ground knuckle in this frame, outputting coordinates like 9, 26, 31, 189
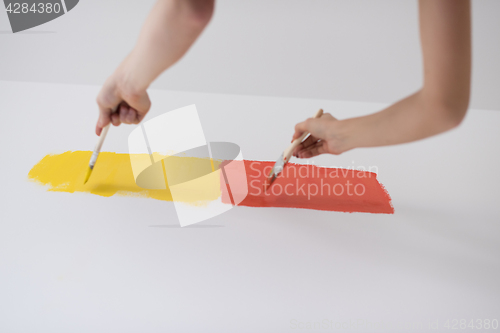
123, 91, 141, 104
118, 85, 143, 104
97, 93, 114, 109
96, 95, 106, 108
185, 0, 214, 26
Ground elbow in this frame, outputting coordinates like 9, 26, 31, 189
433, 99, 469, 131
448, 105, 468, 129
421, 88, 470, 132
182, 0, 214, 28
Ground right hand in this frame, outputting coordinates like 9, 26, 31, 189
291, 113, 351, 158
95, 73, 151, 136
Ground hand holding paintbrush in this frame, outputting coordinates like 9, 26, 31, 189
264, 109, 324, 192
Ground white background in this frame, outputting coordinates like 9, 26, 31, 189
0, 0, 499, 110
0, 1, 499, 332
0, 81, 499, 332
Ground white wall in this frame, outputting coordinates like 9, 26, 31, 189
0, 0, 498, 110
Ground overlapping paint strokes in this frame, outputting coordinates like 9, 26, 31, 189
28, 152, 393, 214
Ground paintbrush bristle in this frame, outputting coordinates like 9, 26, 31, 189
83, 167, 92, 184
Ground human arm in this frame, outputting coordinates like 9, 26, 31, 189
95, 0, 214, 135
293, 0, 471, 157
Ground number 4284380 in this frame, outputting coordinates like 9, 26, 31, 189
444, 319, 498, 330
6, 2, 62, 14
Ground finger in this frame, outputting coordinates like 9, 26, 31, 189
300, 134, 319, 149
291, 126, 306, 142
111, 112, 121, 126
292, 114, 326, 141
95, 104, 122, 134
119, 103, 131, 124
135, 108, 147, 124
291, 113, 337, 141
119, 104, 130, 124
293, 118, 328, 142
297, 141, 327, 159
297, 141, 326, 158
122, 91, 151, 124
96, 105, 111, 135
96, 84, 124, 135
126, 108, 137, 124
292, 135, 319, 157
95, 124, 103, 136
132, 108, 143, 124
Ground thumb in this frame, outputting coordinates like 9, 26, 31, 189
292, 118, 323, 141
96, 105, 119, 136
96, 108, 109, 136
96, 86, 122, 135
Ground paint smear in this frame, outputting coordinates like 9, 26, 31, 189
28, 151, 393, 214
28, 151, 221, 205
220, 160, 394, 214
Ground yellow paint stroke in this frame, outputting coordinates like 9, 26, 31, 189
28, 151, 222, 205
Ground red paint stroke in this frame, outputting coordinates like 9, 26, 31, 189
220, 160, 394, 214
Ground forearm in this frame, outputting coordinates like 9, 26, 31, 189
330, 0, 471, 152
292, 0, 470, 158
94, 0, 213, 133
339, 89, 468, 150
116, 0, 213, 92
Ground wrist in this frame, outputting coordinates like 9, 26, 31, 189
115, 51, 150, 96
328, 119, 358, 154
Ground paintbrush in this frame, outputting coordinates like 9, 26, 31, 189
264, 108, 324, 192
84, 123, 110, 184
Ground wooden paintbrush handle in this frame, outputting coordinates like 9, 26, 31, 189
95, 124, 110, 152
89, 105, 118, 167
283, 109, 324, 161
94, 105, 118, 152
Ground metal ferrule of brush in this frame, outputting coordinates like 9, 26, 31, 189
89, 151, 100, 168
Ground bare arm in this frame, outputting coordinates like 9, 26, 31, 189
95, 0, 214, 135
293, 0, 471, 157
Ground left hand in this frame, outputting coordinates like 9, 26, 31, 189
95, 70, 151, 136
